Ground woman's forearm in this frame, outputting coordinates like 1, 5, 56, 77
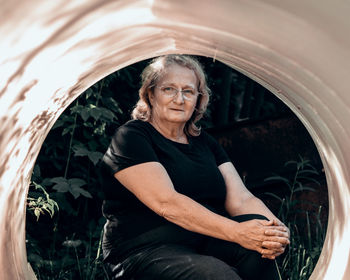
159, 191, 241, 243
160, 192, 289, 258
227, 195, 283, 224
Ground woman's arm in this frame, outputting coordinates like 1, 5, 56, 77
219, 161, 290, 258
114, 161, 289, 258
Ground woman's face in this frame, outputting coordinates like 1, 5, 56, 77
148, 64, 199, 127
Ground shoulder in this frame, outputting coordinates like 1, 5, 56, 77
114, 119, 152, 139
197, 130, 219, 146
118, 119, 149, 132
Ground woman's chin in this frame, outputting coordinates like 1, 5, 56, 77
166, 116, 189, 124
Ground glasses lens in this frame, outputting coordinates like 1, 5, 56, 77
182, 89, 196, 100
162, 86, 177, 96
159, 86, 198, 100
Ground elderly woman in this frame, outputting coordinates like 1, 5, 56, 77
101, 55, 289, 280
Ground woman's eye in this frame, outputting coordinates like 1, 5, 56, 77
183, 89, 195, 95
163, 87, 174, 93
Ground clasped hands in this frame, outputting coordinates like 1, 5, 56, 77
237, 219, 290, 260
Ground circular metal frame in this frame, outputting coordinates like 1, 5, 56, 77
1, 1, 349, 279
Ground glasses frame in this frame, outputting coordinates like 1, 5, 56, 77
155, 85, 201, 101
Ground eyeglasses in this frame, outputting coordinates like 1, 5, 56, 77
156, 85, 200, 101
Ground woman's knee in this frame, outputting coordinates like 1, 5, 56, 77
236, 250, 280, 280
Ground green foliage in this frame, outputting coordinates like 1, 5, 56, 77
51, 177, 92, 199
27, 218, 108, 280
26, 73, 124, 279
265, 157, 326, 280
27, 182, 59, 221
264, 156, 320, 221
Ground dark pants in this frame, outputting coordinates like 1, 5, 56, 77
106, 214, 281, 280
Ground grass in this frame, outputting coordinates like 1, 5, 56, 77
264, 156, 327, 279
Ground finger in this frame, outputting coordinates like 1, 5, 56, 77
262, 251, 283, 259
262, 254, 276, 260
264, 228, 289, 237
260, 219, 274, 226
262, 240, 288, 249
272, 219, 285, 227
273, 222, 290, 236
263, 237, 290, 246
262, 250, 284, 259
260, 248, 278, 256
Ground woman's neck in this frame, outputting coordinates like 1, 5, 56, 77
149, 119, 188, 144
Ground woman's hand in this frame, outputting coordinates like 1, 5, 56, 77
235, 219, 290, 260
261, 219, 290, 259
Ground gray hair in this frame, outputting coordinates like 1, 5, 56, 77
131, 54, 210, 136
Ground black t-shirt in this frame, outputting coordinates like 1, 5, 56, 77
101, 120, 230, 262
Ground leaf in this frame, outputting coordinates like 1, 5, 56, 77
102, 97, 123, 114
80, 108, 90, 122
101, 108, 116, 121
68, 178, 86, 189
77, 188, 93, 199
52, 182, 70, 193
70, 186, 92, 199
34, 208, 41, 221
83, 122, 93, 128
298, 170, 319, 175
284, 160, 297, 167
87, 151, 103, 165
93, 123, 106, 135
264, 176, 290, 184
84, 88, 94, 99
90, 107, 102, 121
294, 186, 316, 193
32, 181, 44, 193
62, 127, 72, 136
42, 178, 53, 187
70, 188, 82, 199
70, 104, 84, 114
73, 145, 102, 165
73, 145, 89, 157
50, 177, 68, 184
63, 178, 90, 199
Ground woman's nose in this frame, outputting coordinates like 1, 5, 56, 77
173, 91, 185, 104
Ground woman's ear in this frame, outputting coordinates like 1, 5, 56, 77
147, 88, 154, 105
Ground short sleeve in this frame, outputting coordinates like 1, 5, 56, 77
203, 132, 231, 166
102, 122, 159, 175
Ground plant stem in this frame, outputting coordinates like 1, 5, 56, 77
74, 246, 83, 280
95, 80, 105, 107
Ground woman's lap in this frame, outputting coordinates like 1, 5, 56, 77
106, 214, 281, 280
125, 243, 241, 280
